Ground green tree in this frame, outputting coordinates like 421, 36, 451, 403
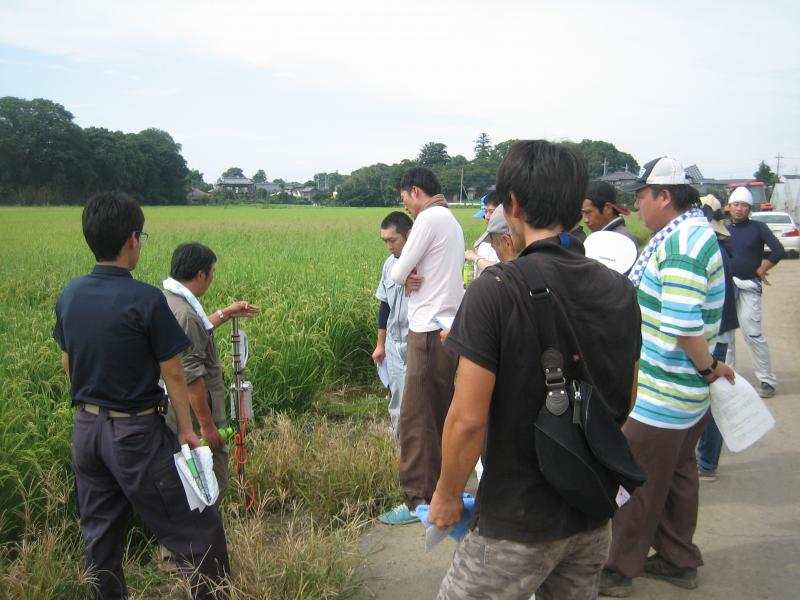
222, 167, 245, 178
186, 168, 211, 192
132, 128, 189, 204
417, 142, 450, 167
252, 169, 267, 183
0, 96, 92, 203
474, 132, 492, 160
754, 161, 778, 186
491, 139, 518, 162
338, 163, 397, 207
273, 178, 286, 191
83, 127, 136, 193
576, 139, 639, 178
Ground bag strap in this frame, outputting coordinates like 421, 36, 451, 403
495, 259, 570, 416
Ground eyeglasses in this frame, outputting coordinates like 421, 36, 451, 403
135, 231, 149, 243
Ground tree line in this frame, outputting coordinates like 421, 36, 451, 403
0, 97, 188, 205
336, 135, 640, 207
0, 96, 643, 207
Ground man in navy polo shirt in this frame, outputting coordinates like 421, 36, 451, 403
726, 186, 784, 398
53, 192, 229, 599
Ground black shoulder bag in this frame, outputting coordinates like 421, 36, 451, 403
497, 258, 648, 520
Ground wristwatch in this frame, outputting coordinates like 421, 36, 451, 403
216, 309, 225, 321
697, 357, 718, 377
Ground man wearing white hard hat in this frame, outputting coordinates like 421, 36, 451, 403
601, 156, 734, 597
725, 186, 784, 398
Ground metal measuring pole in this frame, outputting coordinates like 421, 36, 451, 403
230, 316, 246, 486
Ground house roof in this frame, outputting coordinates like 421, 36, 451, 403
599, 170, 638, 181
219, 177, 253, 185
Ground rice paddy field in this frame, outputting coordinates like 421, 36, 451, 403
0, 204, 647, 598
0, 204, 490, 598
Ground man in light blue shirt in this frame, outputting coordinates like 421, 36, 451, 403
372, 211, 413, 439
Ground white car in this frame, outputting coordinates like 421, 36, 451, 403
750, 211, 800, 258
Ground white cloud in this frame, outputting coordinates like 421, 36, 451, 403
1, 0, 799, 178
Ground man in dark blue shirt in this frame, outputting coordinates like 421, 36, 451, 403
725, 186, 785, 398
53, 192, 229, 599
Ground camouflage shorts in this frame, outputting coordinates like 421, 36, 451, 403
438, 522, 610, 600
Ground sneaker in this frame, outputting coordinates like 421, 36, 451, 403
759, 382, 776, 399
377, 503, 418, 525
643, 554, 698, 589
598, 568, 632, 597
697, 466, 717, 481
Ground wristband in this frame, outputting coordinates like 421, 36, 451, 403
697, 357, 718, 377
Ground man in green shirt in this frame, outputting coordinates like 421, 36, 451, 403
163, 242, 258, 499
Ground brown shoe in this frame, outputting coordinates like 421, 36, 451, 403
598, 568, 632, 597
643, 554, 698, 589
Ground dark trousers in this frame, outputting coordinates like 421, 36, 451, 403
697, 342, 729, 472
606, 413, 709, 578
399, 330, 458, 508
72, 409, 230, 599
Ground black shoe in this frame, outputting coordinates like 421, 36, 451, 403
598, 568, 632, 597
759, 382, 776, 399
643, 554, 698, 589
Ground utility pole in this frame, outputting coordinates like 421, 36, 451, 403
775, 154, 784, 178
603, 157, 608, 176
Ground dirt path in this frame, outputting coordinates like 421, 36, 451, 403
356, 259, 800, 599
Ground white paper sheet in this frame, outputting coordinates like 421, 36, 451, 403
173, 446, 219, 511
710, 373, 775, 453
376, 360, 390, 387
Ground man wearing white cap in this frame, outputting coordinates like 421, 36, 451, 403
601, 156, 734, 597
725, 186, 784, 398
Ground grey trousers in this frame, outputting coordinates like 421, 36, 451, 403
726, 280, 777, 387
72, 409, 229, 599
385, 335, 407, 440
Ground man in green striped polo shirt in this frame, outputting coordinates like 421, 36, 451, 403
600, 157, 735, 597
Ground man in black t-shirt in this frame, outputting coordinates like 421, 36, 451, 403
428, 141, 641, 600
53, 192, 229, 600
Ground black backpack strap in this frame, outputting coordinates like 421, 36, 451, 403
494, 260, 569, 416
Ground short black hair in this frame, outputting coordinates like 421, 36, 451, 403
585, 180, 617, 210
398, 167, 442, 197
82, 191, 145, 261
485, 191, 499, 208
381, 211, 413, 237
649, 184, 700, 212
496, 140, 588, 230
170, 242, 217, 281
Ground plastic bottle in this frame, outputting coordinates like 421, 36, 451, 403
463, 261, 474, 288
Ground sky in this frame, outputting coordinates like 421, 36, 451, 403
2, 0, 799, 183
